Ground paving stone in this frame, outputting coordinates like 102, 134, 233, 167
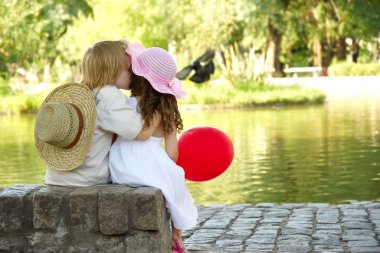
342, 221, 373, 229
347, 239, 379, 247
316, 223, 342, 230
342, 235, 377, 241
307, 203, 330, 208
215, 239, 243, 247
221, 229, 252, 239
255, 203, 277, 208
314, 229, 342, 235
286, 221, 313, 229
312, 233, 341, 246
368, 209, 380, 217
245, 243, 275, 250
279, 203, 306, 209
281, 227, 313, 235
202, 219, 232, 229
260, 217, 284, 224
240, 208, 264, 218
263, 209, 291, 218
314, 244, 344, 252
277, 241, 312, 253
289, 214, 314, 220
221, 204, 251, 212
230, 217, 259, 229
341, 208, 367, 217
342, 217, 368, 223
363, 202, 380, 209
186, 203, 380, 252
343, 229, 376, 237
349, 247, 380, 253
246, 236, 276, 244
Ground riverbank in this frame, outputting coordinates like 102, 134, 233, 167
0, 81, 325, 114
268, 75, 380, 100
186, 202, 380, 252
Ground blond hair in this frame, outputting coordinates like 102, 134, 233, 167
82, 40, 128, 89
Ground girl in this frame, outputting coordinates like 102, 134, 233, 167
109, 43, 197, 253
43, 40, 144, 186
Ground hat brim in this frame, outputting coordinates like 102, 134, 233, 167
34, 83, 96, 171
127, 43, 186, 99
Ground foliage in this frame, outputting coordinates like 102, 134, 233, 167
0, 0, 92, 79
0, 93, 45, 114
329, 63, 380, 76
217, 43, 265, 83
1, 0, 379, 94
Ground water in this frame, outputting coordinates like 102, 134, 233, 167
1, 99, 380, 205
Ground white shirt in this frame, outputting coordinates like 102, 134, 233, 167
44, 85, 143, 186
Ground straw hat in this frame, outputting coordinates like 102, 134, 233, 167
126, 43, 186, 99
34, 83, 96, 171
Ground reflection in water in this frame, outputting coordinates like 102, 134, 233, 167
0, 99, 379, 205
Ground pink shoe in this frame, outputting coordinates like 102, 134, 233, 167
172, 237, 187, 253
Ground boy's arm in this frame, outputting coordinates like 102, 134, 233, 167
135, 111, 161, 141
164, 128, 178, 162
135, 124, 156, 140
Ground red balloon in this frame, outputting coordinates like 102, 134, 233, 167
177, 126, 234, 182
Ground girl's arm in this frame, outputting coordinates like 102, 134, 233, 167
165, 127, 178, 162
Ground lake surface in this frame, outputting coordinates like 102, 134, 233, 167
1, 98, 379, 205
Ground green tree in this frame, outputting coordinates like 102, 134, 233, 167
0, 0, 92, 79
284, 0, 380, 68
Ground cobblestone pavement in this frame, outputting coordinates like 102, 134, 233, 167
183, 202, 380, 253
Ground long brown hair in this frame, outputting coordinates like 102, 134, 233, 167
130, 73, 183, 135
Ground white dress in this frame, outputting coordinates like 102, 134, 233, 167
109, 98, 198, 230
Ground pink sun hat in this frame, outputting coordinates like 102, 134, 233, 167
126, 43, 186, 99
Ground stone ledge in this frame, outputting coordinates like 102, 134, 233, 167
0, 184, 171, 253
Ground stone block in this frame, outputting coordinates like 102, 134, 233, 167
95, 235, 126, 253
29, 229, 67, 253
0, 184, 39, 233
130, 187, 167, 231
98, 185, 132, 235
0, 233, 27, 252
68, 186, 100, 232
32, 186, 70, 231
66, 245, 95, 253
0, 184, 172, 252
126, 231, 170, 253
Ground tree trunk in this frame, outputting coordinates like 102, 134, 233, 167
313, 38, 334, 76
267, 21, 284, 77
313, 38, 322, 67
321, 41, 334, 68
336, 37, 347, 61
352, 39, 360, 63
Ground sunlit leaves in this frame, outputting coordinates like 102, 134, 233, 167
0, 0, 92, 76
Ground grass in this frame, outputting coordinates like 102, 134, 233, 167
180, 78, 326, 108
0, 93, 46, 114
0, 79, 326, 114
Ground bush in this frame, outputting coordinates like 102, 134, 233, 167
180, 78, 325, 107
0, 93, 46, 114
0, 77, 9, 95
329, 63, 380, 76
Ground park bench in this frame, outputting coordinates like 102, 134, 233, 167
284, 67, 323, 77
